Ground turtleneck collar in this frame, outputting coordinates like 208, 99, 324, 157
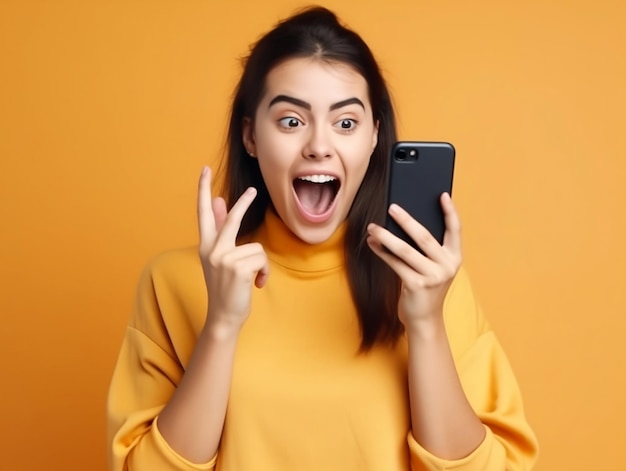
251, 209, 346, 272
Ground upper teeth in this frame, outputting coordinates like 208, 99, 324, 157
298, 175, 336, 184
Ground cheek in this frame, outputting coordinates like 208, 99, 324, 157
347, 142, 373, 173
343, 154, 372, 197
255, 146, 292, 194
255, 128, 297, 163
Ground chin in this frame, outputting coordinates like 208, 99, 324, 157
290, 222, 340, 245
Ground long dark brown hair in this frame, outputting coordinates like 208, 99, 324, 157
221, 6, 402, 350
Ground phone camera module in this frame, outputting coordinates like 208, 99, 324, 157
395, 147, 418, 161
395, 148, 408, 161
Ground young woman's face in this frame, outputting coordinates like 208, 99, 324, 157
243, 57, 378, 244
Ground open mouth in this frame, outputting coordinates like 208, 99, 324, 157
293, 175, 341, 216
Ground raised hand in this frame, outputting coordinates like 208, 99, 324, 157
197, 167, 270, 333
366, 193, 462, 331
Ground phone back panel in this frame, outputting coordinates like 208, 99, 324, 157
385, 142, 455, 248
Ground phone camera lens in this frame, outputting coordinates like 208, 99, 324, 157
395, 148, 407, 161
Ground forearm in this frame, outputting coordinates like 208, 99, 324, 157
157, 319, 239, 464
407, 317, 485, 460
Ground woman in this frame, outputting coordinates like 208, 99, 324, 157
108, 6, 538, 471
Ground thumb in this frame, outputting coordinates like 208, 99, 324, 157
255, 262, 270, 289
212, 197, 228, 232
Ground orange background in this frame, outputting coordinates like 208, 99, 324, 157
1, 1, 624, 469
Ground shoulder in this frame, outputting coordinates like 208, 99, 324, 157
129, 247, 207, 356
144, 246, 202, 279
138, 246, 204, 298
443, 266, 491, 361
138, 245, 206, 307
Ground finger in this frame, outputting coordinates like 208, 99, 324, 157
366, 234, 424, 283
255, 261, 271, 288
198, 166, 217, 253
219, 243, 269, 287
367, 222, 435, 275
441, 193, 462, 255
388, 204, 447, 264
212, 197, 227, 233
213, 187, 258, 249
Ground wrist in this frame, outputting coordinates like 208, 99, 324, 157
404, 315, 446, 342
202, 316, 242, 342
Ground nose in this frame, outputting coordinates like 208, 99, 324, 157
303, 124, 333, 159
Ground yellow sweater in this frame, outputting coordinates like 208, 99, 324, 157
107, 211, 538, 470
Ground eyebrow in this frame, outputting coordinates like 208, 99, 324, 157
268, 95, 365, 111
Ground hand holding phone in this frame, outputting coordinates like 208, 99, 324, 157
384, 141, 455, 251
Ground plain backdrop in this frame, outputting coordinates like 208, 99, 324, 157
1, 1, 625, 469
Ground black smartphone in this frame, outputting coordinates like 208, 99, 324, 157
384, 141, 455, 251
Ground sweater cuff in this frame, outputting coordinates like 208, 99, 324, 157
147, 416, 218, 470
408, 426, 506, 471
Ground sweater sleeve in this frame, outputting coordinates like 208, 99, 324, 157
407, 268, 539, 471
107, 252, 217, 471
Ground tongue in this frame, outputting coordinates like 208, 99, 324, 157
294, 180, 334, 215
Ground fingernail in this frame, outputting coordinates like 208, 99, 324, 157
389, 204, 399, 214
201, 166, 209, 176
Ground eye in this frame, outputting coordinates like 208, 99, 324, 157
278, 117, 303, 129
334, 119, 357, 131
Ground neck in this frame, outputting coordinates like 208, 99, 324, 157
252, 209, 346, 272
